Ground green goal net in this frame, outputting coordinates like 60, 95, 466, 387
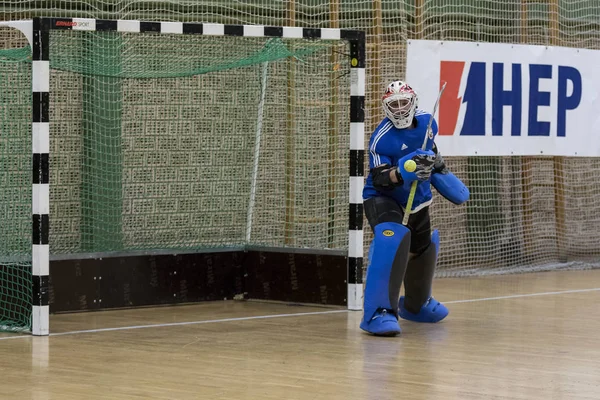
48, 31, 349, 254
0, 28, 352, 332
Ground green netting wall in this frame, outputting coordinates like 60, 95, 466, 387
0, 0, 594, 277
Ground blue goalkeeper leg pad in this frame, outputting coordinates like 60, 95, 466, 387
360, 222, 411, 336
398, 229, 449, 323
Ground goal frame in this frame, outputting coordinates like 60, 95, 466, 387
1, 17, 366, 335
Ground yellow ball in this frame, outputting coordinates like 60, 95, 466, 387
404, 159, 417, 173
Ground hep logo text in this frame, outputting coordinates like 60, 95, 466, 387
439, 61, 582, 137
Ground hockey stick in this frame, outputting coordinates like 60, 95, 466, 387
402, 81, 447, 226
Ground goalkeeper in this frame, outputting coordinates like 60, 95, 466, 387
360, 80, 469, 336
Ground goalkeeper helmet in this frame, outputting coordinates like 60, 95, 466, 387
382, 80, 419, 129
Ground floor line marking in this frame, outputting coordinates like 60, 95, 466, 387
444, 287, 600, 304
1, 287, 599, 340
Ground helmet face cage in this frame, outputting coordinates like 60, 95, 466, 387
382, 81, 418, 129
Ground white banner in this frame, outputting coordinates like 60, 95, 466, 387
406, 40, 600, 157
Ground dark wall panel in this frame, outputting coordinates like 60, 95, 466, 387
49, 250, 347, 313
50, 252, 244, 313
245, 252, 347, 306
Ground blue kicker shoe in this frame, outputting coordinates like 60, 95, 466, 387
360, 309, 401, 336
398, 296, 449, 323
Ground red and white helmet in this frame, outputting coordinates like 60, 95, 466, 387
382, 80, 419, 129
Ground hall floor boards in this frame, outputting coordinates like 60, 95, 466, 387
2, 269, 600, 400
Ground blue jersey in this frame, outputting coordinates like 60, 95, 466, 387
363, 110, 438, 211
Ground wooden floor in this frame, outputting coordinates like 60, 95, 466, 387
2, 269, 600, 400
